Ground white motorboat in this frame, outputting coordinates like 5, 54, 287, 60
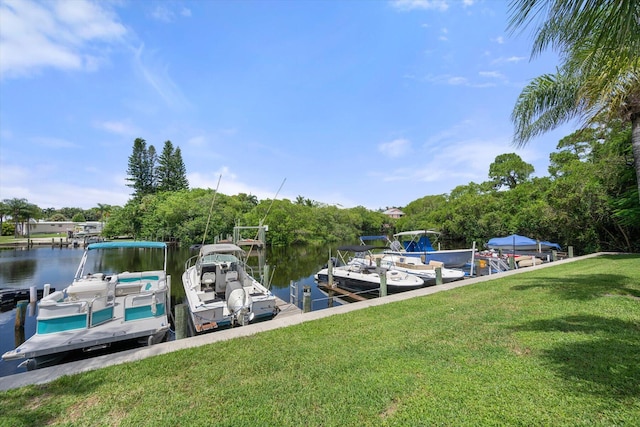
182, 243, 279, 333
2, 241, 171, 370
350, 252, 465, 285
314, 245, 425, 295
385, 230, 475, 268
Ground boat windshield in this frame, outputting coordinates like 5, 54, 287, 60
200, 253, 239, 265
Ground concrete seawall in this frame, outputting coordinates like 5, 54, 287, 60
0, 252, 611, 392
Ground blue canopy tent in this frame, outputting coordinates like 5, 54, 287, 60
487, 234, 561, 251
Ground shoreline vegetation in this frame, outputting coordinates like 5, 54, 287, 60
1, 254, 638, 426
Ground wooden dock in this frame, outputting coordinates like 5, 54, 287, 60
275, 296, 302, 318
316, 282, 368, 302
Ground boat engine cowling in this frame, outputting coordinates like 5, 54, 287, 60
225, 280, 253, 325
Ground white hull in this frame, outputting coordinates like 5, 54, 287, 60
315, 264, 425, 294
2, 242, 171, 370
351, 254, 465, 285
182, 243, 278, 333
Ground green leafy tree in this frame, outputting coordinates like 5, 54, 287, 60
488, 153, 534, 190
3, 198, 40, 237
0, 201, 8, 235
509, 0, 640, 201
72, 213, 86, 222
49, 213, 67, 221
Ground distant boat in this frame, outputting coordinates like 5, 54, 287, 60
384, 230, 475, 268
486, 234, 561, 252
182, 243, 279, 333
2, 241, 171, 370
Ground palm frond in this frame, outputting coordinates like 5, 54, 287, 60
511, 71, 582, 146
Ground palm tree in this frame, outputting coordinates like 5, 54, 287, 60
508, 0, 640, 201
3, 198, 41, 237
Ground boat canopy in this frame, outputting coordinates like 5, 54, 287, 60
393, 230, 440, 237
337, 245, 384, 253
359, 236, 389, 241
87, 241, 167, 250
199, 243, 245, 256
487, 234, 561, 250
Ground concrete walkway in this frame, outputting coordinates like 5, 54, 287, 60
0, 252, 609, 391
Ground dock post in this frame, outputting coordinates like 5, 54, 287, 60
435, 267, 442, 285
43, 284, 51, 297
29, 286, 37, 303
509, 256, 515, 270
552, 250, 557, 262
379, 269, 387, 297
263, 264, 270, 287
469, 241, 476, 277
175, 304, 188, 340
303, 285, 311, 313
568, 246, 574, 258
15, 300, 28, 329
328, 258, 334, 287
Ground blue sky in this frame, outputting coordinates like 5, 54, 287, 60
0, 0, 574, 210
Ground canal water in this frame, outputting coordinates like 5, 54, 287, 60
0, 243, 343, 377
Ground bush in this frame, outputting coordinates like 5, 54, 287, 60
1, 221, 14, 236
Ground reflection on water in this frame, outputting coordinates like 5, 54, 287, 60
0, 242, 345, 377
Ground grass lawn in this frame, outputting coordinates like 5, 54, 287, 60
0, 234, 67, 243
1, 254, 638, 426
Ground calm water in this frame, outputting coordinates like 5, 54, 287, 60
0, 243, 343, 377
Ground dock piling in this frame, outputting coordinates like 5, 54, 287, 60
380, 269, 387, 297
15, 300, 28, 329
435, 267, 443, 285
175, 304, 188, 340
303, 285, 311, 313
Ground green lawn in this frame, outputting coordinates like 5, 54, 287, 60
0, 233, 67, 243
1, 254, 639, 426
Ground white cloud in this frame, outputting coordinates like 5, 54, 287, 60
188, 169, 284, 201
391, 0, 449, 12
0, 162, 130, 209
132, 44, 191, 111
479, 71, 505, 79
187, 135, 208, 147
151, 5, 192, 22
493, 36, 504, 44
492, 56, 527, 65
0, 0, 126, 78
151, 6, 173, 23
94, 120, 141, 136
31, 136, 78, 149
378, 138, 411, 158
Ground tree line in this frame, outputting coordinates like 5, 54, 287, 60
103, 119, 639, 253
2, 125, 639, 254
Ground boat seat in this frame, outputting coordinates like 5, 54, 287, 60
38, 301, 88, 317
41, 290, 65, 303
202, 272, 216, 286
226, 270, 238, 282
